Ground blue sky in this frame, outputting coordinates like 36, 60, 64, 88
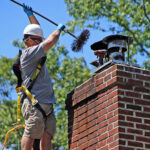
0, 0, 111, 72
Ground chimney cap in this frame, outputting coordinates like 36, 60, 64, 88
90, 34, 133, 51
90, 40, 107, 50
103, 35, 133, 44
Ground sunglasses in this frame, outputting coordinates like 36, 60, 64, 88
30, 38, 43, 43
23, 37, 42, 43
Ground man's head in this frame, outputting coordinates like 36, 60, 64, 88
23, 24, 43, 47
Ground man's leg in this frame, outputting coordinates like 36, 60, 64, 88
21, 136, 34, 150
40, 131, 53, 150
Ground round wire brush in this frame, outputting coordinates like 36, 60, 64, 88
71, 29, 90, 52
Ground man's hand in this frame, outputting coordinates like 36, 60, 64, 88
23, 4, 33, 17
57, 24, 65, 32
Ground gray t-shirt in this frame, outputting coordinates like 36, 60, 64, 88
20, 43, 56, 104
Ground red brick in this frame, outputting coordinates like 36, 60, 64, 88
109, 115, 118, 124
98, 120, 108, 129
70, 142, 77, 149
136, 136, 150, 143
79, 130, 88, 139
119, 140, 126, 145
88, 125, 99, 134
118, 96, 133, 103
126, 91, 141, 98
128, 141, 143, 147
120, 134, 134, 140
108, 102, 118, 112
127, 128, 143, 135
144, 107, 150, 113
78, 124, 87, 133
118, 102, 125, 108
72, 135, 79, 143
109, 127, 118, 136
127, 116, 142, 123
109, 140, 119, 148
78, 136, 88, 146
98, 132, 109, 141
119, 109, 133, 116
97, 115, 107, 123
136, 112, 150, 118
104, 73, 112, 82
98, 126, 108, 135
118, 84, 133, 90
145, 132, 150, 136
128, 79, 143, 86
97, 139, 107, 147
99, 146, 109, 150
87, 119, 97, 129
95, 78, 103, 86
117, 70, 132, 78
146, 144, 150, 149
77, 142, 88, 150
144, 119, 150, 124
119, 121, 134, 127
88, 131, 97, 141
88, 137, 98, 147
118, 90, 125, 96
107, 77, 118, 86
96, 82, 107, 91
88, 144, 97, 150
95, 71, 106, 80
78, 118, 87, 127
136, 74, 150, 81
120, 146, 134, 150
119, 115, 125, 121
107, 136, 114, 143
136, 123, 150, 130
119, 127, 125, 133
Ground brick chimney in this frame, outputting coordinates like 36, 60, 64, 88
65, 63, 150, 150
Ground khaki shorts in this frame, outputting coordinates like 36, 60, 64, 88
22, 100, 56, 139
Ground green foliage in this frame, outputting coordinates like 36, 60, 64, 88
0, 56, 16, 99
0, 100, 24, 148
0, 42, 91, 149
64, 0, 150, 67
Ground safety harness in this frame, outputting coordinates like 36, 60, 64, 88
13, 50, 47, 118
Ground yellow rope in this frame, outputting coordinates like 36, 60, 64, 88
2, 86, 37, 149
2, 125, 25, 150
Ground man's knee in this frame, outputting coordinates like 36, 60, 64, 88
43, 131, 53, 141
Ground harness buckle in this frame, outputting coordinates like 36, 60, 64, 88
32, 99, 38, 106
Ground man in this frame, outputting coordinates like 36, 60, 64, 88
20, 5, 65, 150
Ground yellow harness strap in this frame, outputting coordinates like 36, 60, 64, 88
16, 86, 38, 106
31, 64, 41, 81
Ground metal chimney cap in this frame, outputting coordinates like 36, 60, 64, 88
90, 40, 107, 50
103, 35, 133, 52
103, 34, 133, 44
90, 35, 133, 51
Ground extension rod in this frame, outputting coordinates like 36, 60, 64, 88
10, 0, 78, 39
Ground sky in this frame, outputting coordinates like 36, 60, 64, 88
0, 0, 112, 73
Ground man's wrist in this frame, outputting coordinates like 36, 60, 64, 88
57, 24, 65, 32
26, 11, 33, 17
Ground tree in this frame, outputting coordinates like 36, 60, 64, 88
64, 0, 150, 67
0, 41, 91, 149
